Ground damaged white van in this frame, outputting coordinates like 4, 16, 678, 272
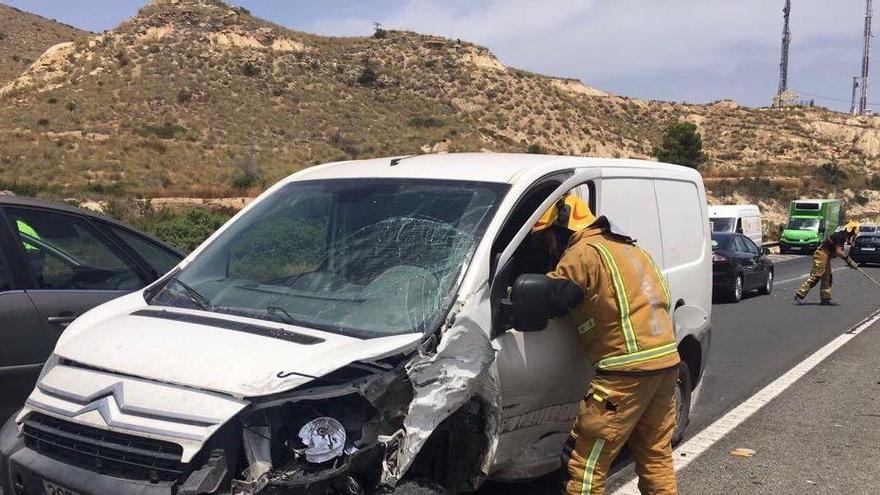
0, 154, 711, 495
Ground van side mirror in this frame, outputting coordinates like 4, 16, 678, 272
500, 274, 583, 332
501, 275, 553, 332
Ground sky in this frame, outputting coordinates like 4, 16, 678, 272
5, 0, 879, 112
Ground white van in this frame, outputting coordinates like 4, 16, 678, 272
709, 204, 762, 246
1, 154, 712, 495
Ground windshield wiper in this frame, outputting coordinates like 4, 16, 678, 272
266, 306, 296, 325
169, 277, 211, 310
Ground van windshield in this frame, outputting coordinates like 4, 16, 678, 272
148, 179, 508, 338
711, 217, 736, 233
787, 218, 820, 231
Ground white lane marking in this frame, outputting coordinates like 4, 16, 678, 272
611, 307, 880, 494
775, 266, 847, 286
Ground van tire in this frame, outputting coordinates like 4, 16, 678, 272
383, 480, 448, 495
672, 361, 692, 445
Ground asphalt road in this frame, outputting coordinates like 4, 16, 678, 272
480, 254, 880, 494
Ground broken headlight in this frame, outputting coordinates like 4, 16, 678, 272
298, 417, 346, 463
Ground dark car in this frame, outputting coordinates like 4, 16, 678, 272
0, 196, 183, 419
712, 232, 774, 302
850, 234, 880, 266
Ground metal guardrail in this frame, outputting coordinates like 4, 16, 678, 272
763, 241, 780, 248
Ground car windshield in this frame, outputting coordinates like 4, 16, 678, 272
711, 217, 736, 233
859, 225, 876, 233
786, 218, 820, 231
148, 179, 508, 338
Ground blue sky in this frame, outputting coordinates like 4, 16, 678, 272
5, 0, 878, 112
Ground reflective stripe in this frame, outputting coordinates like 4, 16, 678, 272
595, 342, 678, 370
642, 247, 671, 311
592, 244, 639, 353
580, 438, 606, 495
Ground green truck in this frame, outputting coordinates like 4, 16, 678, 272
779, 199, 840, 254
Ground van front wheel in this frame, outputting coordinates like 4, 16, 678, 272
672, 361, 692, 445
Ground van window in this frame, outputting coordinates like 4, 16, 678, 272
655, 180, 704, 267
795, 202, 820, 210
599, 178, 662, 262
710, 217, 735, 233
148, 179, 508, 338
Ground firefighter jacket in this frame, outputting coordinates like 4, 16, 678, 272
547, 217, 680, 372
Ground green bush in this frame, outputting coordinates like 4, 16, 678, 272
138, 123, 186, 140
117, 206, 234, 253
357, 66, 379, 86
653, 121, 708, 169
0, 181, 43, 196
526, 143, 544, 154
409, 116, 445, 128
241, 62, 260, 77
817, 162, 847, 185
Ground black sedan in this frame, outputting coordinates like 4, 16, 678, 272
0, 195, 184, 419
712, 232, 774, 303
850, 234, 880, 266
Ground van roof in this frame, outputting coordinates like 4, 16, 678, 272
288, 153, 690, 185
793, 199, 838, 204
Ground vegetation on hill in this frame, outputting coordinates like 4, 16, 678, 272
1, 0, 879, 229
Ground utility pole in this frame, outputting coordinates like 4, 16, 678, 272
777, 0, 792, 101
859, 0, 873, 115
852, 76, 861, 114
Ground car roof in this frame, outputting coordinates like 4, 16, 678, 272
289, 153, 689, 185
0, 195, 182, 254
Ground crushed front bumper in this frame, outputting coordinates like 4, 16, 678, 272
1, 414, 387, 495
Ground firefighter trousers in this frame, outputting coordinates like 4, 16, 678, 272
797, 248, 832, 301
562, 368, 679, 495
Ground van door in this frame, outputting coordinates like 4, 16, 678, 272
490, 169, 599, 474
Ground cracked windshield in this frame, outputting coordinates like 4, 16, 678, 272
149, 179, 507, 337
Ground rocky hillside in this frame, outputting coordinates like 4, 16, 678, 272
0, 4, 87, 85
1, 0, 879, 226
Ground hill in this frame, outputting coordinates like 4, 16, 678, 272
0, 3, 87, 85
1, 0, 879, 230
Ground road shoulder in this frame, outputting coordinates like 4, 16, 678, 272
672, 320, 880, 494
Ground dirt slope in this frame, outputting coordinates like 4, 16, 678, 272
1, 0, 878, 227
0, 3, 87, 85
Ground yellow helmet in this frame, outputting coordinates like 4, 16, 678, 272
844, 221, 861, 236
532, 194, 596, 233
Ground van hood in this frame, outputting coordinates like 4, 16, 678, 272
54, 298, 422, 399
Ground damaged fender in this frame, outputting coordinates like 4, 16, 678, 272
389, 292, 500, 487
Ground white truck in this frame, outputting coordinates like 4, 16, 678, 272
708, 204, 762, 247
0, 153, 712, 495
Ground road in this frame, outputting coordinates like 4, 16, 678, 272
479, 254, 880, 494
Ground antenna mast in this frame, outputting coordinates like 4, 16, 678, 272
860, 0, 874, 115
777, 0, 792, 99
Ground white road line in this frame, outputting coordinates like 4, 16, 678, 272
774, 266, 846, 286
611, 307, 880, 494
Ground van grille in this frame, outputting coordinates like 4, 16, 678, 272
22, 413, 185, 482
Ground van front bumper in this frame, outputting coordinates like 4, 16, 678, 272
779, 241, 819, 253
1, 415, 175, 495
1, 414, 386, 495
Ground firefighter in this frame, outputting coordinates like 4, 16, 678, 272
530, 196, 679, 495
794, 221, 860, 305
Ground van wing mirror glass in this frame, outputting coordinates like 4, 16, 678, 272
500, 274, 552, 332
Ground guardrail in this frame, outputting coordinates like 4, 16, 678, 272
763, 241, 779, 249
